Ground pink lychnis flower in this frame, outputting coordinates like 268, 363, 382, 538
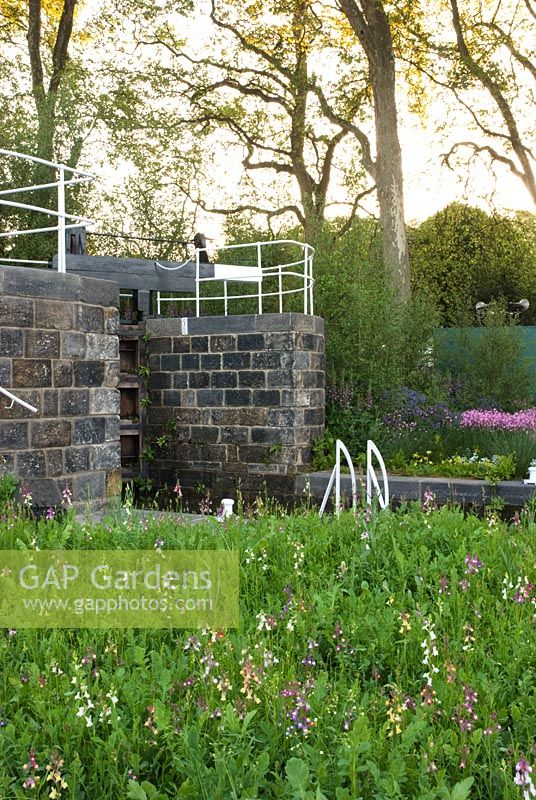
460, 408, 536, 431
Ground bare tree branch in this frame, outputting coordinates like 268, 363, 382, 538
333, 183, 377, 238
442, 140, 526, 181
242, 152, 295, 175
308, 79, 376, 178
450, 0, 536, 203
210, 0, 292, 80
178, 183, 306, 226
191, 77, 291, 112
524, 0, 536, 22
149, 38, 291, 95
318, 129, 348, 198
473, 20, 536, 82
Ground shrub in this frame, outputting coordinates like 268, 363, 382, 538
434, 303, 536, 411
410, 204, 536, 327
314, 221, 439, 397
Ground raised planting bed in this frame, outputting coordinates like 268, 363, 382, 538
297, 471, 536, 509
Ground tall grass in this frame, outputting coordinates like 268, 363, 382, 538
0, 498, 534, 798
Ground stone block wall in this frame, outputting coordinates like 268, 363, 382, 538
146, 313, 324, 503
0, 265, 121, 511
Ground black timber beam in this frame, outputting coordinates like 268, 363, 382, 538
53, 254, 215, 293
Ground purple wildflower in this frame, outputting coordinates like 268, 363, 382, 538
280, 681, 316, 737
301, 640, 318, 669
514, 758, 536, 800
280, 586, 294, 620
452, 684, 479, 733
465, 554, 483, 575
422, 488, 436, 513
332, 622, 346, 652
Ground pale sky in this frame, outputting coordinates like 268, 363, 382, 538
80, 0, 534, 245
174, 2, 534, 243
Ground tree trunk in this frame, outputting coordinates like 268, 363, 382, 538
338, 0, 410, 300
370, 46, 410, 300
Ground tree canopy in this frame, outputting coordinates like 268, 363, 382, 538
0, 0, 534, 299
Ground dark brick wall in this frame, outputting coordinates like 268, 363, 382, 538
0, 266, 121, 510
146, 313, 325, 503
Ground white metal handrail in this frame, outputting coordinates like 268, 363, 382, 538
0, 149, 94, 274
318, 439, 389, 517
0, 386, 38, 413
319, 439, 357, 517
366, 440, 389, 509
156, 239, 315, 317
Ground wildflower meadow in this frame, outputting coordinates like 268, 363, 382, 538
0, 493, 534, 799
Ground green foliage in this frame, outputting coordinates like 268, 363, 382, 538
307, 219, 439, 396
0, 473, 18, 506
435, 303, 536, 411
0, 503, 534, 797
410, 204, 536, 327
397, 451, 515, 483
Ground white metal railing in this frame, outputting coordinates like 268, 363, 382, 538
0, 386, 38, 413
366, 440, 389, 510
319, 439, 357, 517
155, 239, 315, 317
0, 149, 94, 274
319, 439, 389, 517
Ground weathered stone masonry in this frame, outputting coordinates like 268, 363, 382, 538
0, 265, 121, 510
146, 313, 325, 503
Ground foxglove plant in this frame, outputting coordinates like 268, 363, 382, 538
514, 758, 536, 800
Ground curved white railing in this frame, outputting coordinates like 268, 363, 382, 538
0, 149, 94, 273
0, 152, 314, 315
156, 239, 315, 317
319, 439, 389, 517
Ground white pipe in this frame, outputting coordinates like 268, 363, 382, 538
257, 242, 262, 314
0, 386, 38, 413
319, 439, 357, 517
195, 248, 200, 317
57, 167, 66, 274
0, 147, 93, 177
366, 440, 389, 509
0, 221, 92, 238
0, 176, 91, 196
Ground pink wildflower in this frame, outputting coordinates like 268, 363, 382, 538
460, 408, 536, 431
514, 758, 536, 800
